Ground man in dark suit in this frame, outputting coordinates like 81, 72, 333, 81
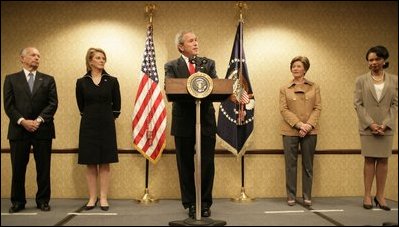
164, 31, 217, 218
3, 47, 58, 213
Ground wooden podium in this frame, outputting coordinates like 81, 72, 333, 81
166, 77, 232, 226
165, 78, 233, 102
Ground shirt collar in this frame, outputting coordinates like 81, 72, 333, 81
84, 70, 110, 78
181, 55, 190, 64
23, 68, 36, 77
287, 78, 314, 88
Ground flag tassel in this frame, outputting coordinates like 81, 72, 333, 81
238, 103, 246, 125
147, 130, 153, 146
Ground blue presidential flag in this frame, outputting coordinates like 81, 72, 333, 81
217, 21, 254, 157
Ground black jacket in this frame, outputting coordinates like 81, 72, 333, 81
164, 56, 217, 137
3, 70, 58, 140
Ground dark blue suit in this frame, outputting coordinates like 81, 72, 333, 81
164, 56, 217, 209
3, 70, 58, 207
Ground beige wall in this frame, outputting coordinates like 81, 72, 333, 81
1, 2, 398, 200
1, 154, 398, 200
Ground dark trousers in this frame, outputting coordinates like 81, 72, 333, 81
283, 135, 317, 201
175, 135, 215, 209
10, 139, 52, 206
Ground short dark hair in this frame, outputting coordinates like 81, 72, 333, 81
366, 45, 390, 69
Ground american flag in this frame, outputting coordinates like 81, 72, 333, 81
132, 24, 166, 164
239, 89, 250, 104
241, 90, 249, 104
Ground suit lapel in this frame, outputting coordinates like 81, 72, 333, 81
378, 73, 390, 102
177, 57, 190, 78
18, 71, 32, 96
31, 72, 44, 96
366, 73, 379, 102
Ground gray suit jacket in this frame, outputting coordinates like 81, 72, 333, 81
354, 72, 398, 135
3, 70, 58, 140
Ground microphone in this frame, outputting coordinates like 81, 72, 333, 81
189, 56, 208, 65
200, 57, 208, 65
188, 55, 197, 64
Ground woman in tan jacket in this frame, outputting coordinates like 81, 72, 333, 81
354, 46, 398, 211
279, 56, 321, 207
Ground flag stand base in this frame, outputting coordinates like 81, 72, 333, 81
231, 187, 254, 202
136, 188, 158, 204
169, 217, 226, 226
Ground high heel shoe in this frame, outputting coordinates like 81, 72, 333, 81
100, 199, 109, 211
84, 198, 98, 210
374, 197, 391, 211
363, 203, 373, 209
287, 199, 296, 206
363, 196, 373, 209
303, 199, 312, 206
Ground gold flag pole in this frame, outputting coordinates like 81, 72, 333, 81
231, 1, 254, 203
145, 3, 156, 25
136, 3, 158, 205
136, 161, 158, 204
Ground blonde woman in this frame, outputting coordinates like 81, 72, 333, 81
76, 48, 121, 211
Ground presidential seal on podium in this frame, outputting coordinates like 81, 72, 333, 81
186, 72, 214, 99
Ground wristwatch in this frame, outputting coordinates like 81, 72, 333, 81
36, 118, 43, 124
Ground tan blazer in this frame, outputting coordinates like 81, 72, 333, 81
279, 79, 322, 136
354, 72, 398, 136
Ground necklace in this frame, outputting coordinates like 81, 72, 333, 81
371, 72, 384, 82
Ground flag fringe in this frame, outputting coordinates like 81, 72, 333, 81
217, 132, 253, 158
133, 142, 166, 165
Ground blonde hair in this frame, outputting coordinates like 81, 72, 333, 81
290, 56, 310, 73
85, 47, 107, 72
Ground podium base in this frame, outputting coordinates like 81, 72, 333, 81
169, 217, 226, 226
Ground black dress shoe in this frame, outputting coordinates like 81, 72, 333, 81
9, 204, 25, 213
85, 198, 98, 210
374, 197, 391, 211
188, 205, 196, 218
99, 199, 109, 211
37, 203, 51, 211
363, 203, 373, 209
363, 202, 373, 209
201, 207, 211, 217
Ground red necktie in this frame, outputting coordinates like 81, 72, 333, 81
189, 63, 195, 75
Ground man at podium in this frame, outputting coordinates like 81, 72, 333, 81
164, 31, 218, 218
